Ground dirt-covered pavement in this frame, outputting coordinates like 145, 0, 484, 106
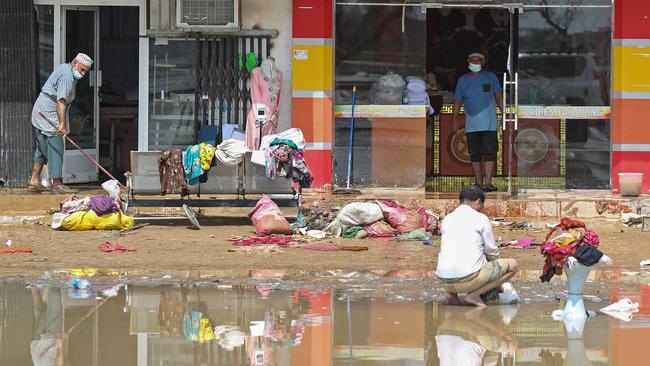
1, 215, 648, 278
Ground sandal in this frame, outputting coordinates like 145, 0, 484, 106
51, 185, 77, 194
483, 183, 498, 192
27, 184, 42, 193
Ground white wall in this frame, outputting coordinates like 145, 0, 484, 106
242, 0, 292, 131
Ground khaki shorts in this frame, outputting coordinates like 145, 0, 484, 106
438, 259, 511, 294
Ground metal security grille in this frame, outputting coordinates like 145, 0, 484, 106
179, 0, 235, 26
194, 35, 271, 142
0, 0, 36, 188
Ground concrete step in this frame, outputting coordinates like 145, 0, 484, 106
2, 186, 649, 219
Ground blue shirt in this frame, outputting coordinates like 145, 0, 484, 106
454, 71, 502, 132
31, 63, 77, 135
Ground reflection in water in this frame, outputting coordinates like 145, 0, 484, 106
435, 307, 517, 366
2, 282, 649, 365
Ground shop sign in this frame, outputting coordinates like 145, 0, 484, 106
334, 105, 426, 118
293, 49, 308, 60
517, 106, 611, 120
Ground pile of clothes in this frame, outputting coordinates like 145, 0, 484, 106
158, 139, 250, 196
259, 129, 313, 188
404, 76, 434, 115
52, 194, 134, 231
293, 199, 439, 240
540, 217, 601, 282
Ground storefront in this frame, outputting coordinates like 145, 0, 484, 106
332, 0, 613, 193
30, 0, 291, 185
21, 0, 650, 194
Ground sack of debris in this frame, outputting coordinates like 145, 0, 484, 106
55, 210, 135, 231
365, 220, 397, 238
376, 200, 423, 233
249, 195, 293, 236
337, 202, 384, 227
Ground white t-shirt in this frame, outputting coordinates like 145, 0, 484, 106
436, 335, 486, 366
436, 204, 499, 279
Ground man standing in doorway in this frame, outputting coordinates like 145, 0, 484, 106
451, 53, 504, 192
29, 53, 93, 194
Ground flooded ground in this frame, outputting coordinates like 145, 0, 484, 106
2, 277, 650, 365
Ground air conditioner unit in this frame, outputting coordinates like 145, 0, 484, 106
176, 0, 240, 29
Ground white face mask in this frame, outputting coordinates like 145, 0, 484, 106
468, 63, 482, 72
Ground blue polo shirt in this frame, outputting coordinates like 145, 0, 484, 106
454, 71, 502, 132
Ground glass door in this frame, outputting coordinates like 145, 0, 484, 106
62, 6, 100, 183
502, 6, 520, 195
514, 4, 612, 193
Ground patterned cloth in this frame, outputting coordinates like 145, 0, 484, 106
60, 195, 91, 214
265, 144, 313, 188
158, 149, 188, 195
182, 143, 216, 185
32, 63, 77, 136
183, 145, 203, 185
199, 143, 217, 170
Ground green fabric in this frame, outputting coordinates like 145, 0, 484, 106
291, 211, 308, 229
342, 226, 364, 239
396, 228, 428, 241
270, 137, 301, 153
238, 52, 259, 73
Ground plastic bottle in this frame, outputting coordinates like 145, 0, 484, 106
70, 278, 91, 290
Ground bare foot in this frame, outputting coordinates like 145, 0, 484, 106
445, 292, 461, 305
463, 293, 487, 308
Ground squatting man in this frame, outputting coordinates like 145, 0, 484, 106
436, 185, 518, 307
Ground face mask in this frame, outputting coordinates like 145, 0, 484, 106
72, 69, 83, 80
468, 63, 482, 73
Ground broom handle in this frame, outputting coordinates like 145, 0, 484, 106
38, 112, 125, 189
346, 86, 357, 189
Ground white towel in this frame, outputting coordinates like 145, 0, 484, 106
215, 139, 249, 166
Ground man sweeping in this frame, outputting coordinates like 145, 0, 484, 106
29, 53, 93, 194
436, 185, 518, 307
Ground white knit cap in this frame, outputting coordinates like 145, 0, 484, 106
468, 52, 485, 60
75, 53, 93, 67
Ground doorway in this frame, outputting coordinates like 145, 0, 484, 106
426, 6, 519, 193
54, 5, 139, 184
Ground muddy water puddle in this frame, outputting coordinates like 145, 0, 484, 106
2, 280, 649, 365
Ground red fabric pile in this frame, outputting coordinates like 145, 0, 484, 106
230, 235, 296, 247
100, 241, 136, 253
540, 217, 600, 282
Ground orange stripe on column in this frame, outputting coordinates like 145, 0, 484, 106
612, 99, 650, 144
292, 97, 333, 144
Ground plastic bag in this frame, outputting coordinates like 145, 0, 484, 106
260, 128, 307, 152
324, 219, 344, 237
364, 220, 396, 238
376, 200, 423, 233
336, 202, 384, 227
248, 195, 293, 236
60, 210, 135, 231
370, 73, 405, 105
101, 179, 121, 200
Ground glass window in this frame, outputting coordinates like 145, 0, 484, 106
148, 39, 197, 150
565, 119, 610, 189
335, 5, 426, 105
34, 5, 54, 89
518, 7, 611, 106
